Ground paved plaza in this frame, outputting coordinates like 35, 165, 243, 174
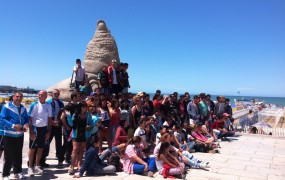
1, 133, 285, 180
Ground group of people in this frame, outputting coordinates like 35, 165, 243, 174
0, 59, 237, 179
73, 58, 130, 96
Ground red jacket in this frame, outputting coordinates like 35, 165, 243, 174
107, 65, 121, 85
212, 120, 224, 130
162, 164, 176, 179
112, 126, 127, 147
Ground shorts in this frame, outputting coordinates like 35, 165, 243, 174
72, 130, 86, 142
99, 121, 110, 131
75, 80, 84, 89
0, 135, 5, 151
29, 126, 48, 149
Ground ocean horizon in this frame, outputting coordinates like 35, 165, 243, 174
145, 93, 285, 107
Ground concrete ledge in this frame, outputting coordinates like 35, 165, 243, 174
1, 133, 285, 179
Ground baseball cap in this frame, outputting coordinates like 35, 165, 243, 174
137, 92, 144, 97
222, 113, 230, 117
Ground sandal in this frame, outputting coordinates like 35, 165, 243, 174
68, 168, 75, 175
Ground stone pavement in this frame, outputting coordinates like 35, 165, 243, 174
1, 133, 285, 180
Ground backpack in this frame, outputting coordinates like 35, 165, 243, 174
194, 143, 210, 153
109, 153, 122, 172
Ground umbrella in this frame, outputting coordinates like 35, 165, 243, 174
252, 122, 272, 128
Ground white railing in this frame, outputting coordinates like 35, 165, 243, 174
233, 109, 249, 119
242, 125, 285, 137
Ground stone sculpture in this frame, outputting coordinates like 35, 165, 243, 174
46, 20, 120, 101
84, 20, 120, 87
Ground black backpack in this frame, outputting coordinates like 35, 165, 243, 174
194, 143, 210, 153
109, 153, 122, 172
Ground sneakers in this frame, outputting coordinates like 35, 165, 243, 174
2, 176, 9, 180
34, 166, 43, 175
65, 159, 71, 164
199, 162, 210, 169
148, 171, 154, 177
27, 168, 34, 177
13, 173, 25, 179
199, 163, 206, 169
198, 161, 209, 165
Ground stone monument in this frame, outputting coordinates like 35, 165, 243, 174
46, 20, 120, 101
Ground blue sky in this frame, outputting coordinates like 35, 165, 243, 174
1, 0, 285, 97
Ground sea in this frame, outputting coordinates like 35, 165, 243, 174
147, 93, 285, 107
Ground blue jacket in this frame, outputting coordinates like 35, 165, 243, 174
79, 146, 101, 176
68, 112, 94, 140
90, 115, 100, 135
0, 102, 29, 137
46, 98, 64, 118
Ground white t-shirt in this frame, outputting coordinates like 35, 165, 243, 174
156, 133, 161, 145
134, 126, 146, 141
29, 102, 52, 127
153, 142, 179, 158
153, 142, 179, 174
73, 65, 86, 81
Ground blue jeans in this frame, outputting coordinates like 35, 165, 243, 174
133, 157, 155, 174
181, 141, 195, 150
187, 141, 196, 149
81, 148, 113, 176
182, 151, 200, 168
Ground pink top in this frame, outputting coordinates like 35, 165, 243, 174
112, 126, 127, 147
122, 144, 144, 174
192, 131, 208, 142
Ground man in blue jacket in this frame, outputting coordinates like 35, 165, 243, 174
0, 92, 29, 179
187, 95, 201, 125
